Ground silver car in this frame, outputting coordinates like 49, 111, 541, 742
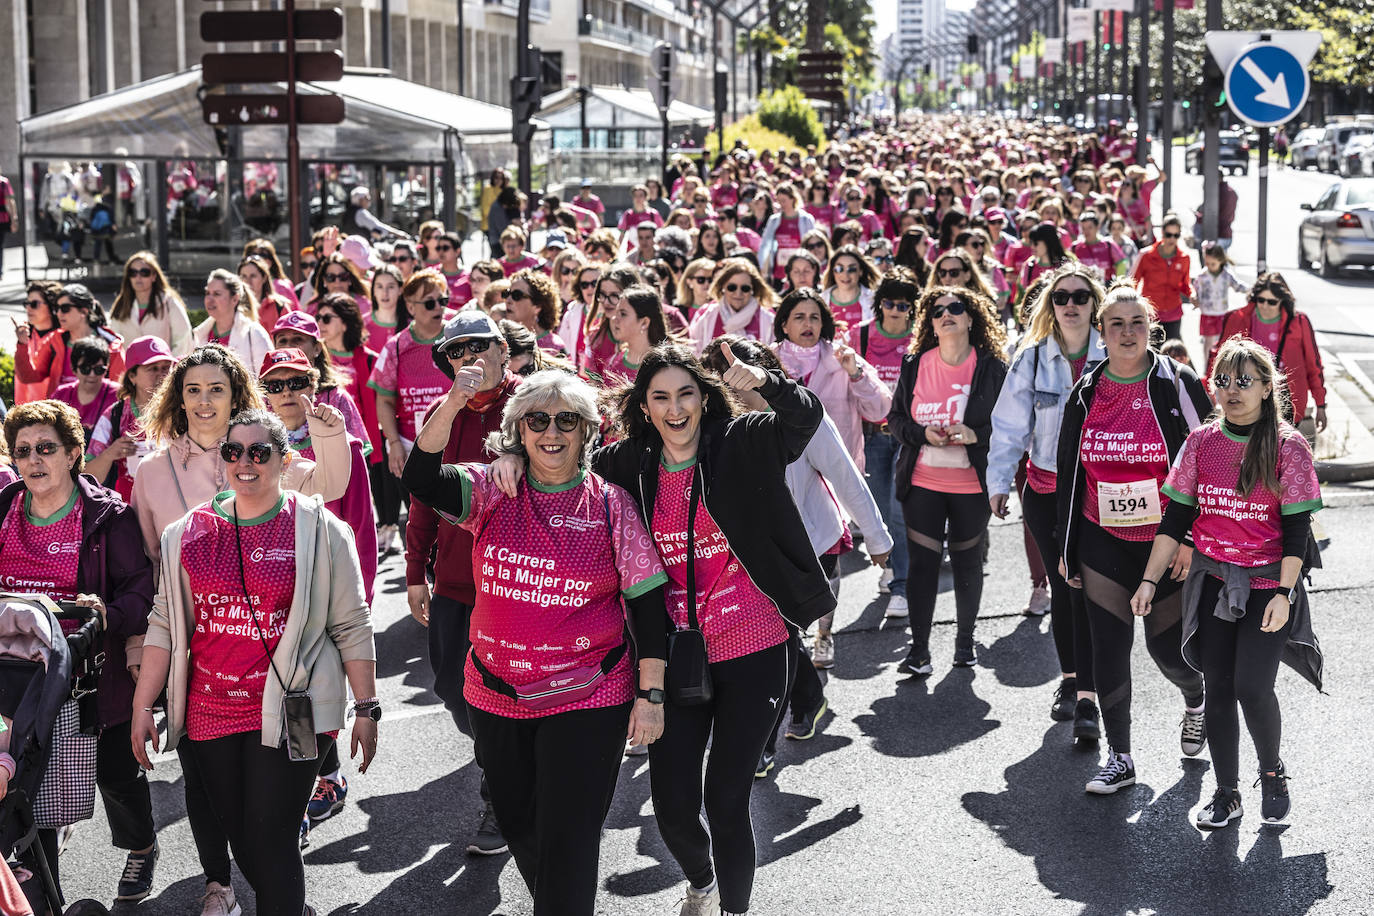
1290, 127, 1324, 169
1298, 178, 1374, 277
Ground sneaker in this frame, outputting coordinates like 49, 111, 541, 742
625, 741, 649, 757
884, 594, 909, 619
466, 801, 508, 856
115, 843, 159, 901
754, 751, 775, 779
1050, 677, 1077, 721
299, 815, 311, 850
1180, 709, 1208, 757
812, 633, 835, 670
679, 880, 721, 916
1085, 750, 1136, 795
952, 644, 978, 668
198, 880, 241, 916
1072, 698, 1101, 742
785, 698, 828, 740
1023, 585, 1051, 617
377, 524, 398, 556
306, 775, 348, 822
1196, 787, 1244, 829
896, 649, 933, 677
878, 568, 894, 595
1256, 762, 1291, 823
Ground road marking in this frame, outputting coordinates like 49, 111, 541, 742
1337, 353, 1374, 402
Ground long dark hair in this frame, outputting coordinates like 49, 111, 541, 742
612, 343, 739, 443
937, 208, 968, 249
1212, 338, 1291, 497
1247, 271, 1296, 317
911, 285, 1009, 359
112, 251, 181, 322
1028, 223, 1069, 265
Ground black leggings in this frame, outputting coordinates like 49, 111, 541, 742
902, 486, 991, 660
1196, 577, 1289, 788
468, 702, 630, 916
764, 555, 835, 757
1078, 521, 1204, 754
651, 641, 790, 914
177, 742, 233, 888
185, 731, 334, 916
1021, 484, 1093, 690
369, 444, 406, 528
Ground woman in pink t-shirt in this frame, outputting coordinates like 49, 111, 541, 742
52, 335, 119, 441
1136, 338, 1322, 829
887, 285, 1008, 674
821, 246, 879, 331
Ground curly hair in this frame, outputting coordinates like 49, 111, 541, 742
910, 285, 1008, 360
611, 343, 740, 443
316, 291, 366, 355
3, 400, 86, 479
510, 267, 562, 333
141, 345, 263, 443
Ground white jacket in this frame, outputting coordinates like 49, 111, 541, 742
110, 293, 195, 357
784, 412, 893, 557
193, 311, 272, 376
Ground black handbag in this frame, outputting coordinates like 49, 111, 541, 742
665, 466, 713, 706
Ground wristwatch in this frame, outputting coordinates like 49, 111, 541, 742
1284, 583, 1299, 604
636, 687, 665, 705
353, 699, 383, 722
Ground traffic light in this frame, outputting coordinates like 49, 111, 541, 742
654, 41, 673, 115
967, 35, 979, 55
511, 73, 540, 144
714, 69, 729, 116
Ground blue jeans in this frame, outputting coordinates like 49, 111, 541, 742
863, 429, 908, 597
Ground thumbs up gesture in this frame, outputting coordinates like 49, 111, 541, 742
718, 341, 768, 392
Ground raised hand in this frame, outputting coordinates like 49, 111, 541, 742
718, 342, 767, 392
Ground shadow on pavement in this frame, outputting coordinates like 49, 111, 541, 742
979, 613, 1063, 690
370, 609, 442, 701
853, 667, 1000, 758
962, 727, 1334, 915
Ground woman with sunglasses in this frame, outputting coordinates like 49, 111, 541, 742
835, 183, 883, 242
989, 265, 1106, 738
1133, 338, 1321, 829
563, 263, 603, 367
132, 407, 377, 916
804, 181, 834, 232
194, 269, 273, 377
821, 245, 879, 330
12, 281, 63, 403
110, 251, 194, 357
759, 183, 816, 286
1128, 213, 1192, 342
48, 284, 128, 387
238, 254, 298, 333
800, 229, 832, 274
269, 308, 370, 448
1057, 284, 1213, 796
675, 257, 718, 318
686, 258, 777, 355
504, 268, 566, 358
308, 253, 370, 316
958, 229, 1011, 318
1210, 272, 1326, 435
889, 286, 1008, 674
404, 369, 669, 916
1016, 224, 1072, 312
53, 335, 119, 442
85, 336, 175, 501
1, 400, 158, 905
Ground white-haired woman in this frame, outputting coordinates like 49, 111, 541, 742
402, 369, 669, 916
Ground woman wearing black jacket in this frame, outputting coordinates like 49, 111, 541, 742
1057, 284, 1214, 796
887, 286, 1008, 675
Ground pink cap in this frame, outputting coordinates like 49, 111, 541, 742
983, 207, 1008, 223
272, 310, 320, 340
339, 235, 378, 273
124, 335, 176, 370
259, 348, 314, 378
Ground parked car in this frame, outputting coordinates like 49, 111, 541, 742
1298, 178, 1374, 277
1290, 127, 1325, 170
1339, 134, 1374, 177
1185, 130, 1249, 175
1316, 124, 1371, 172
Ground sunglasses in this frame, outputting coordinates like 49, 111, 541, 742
834, 264, 861, 275
560, 266, 579, 276
931, 301, 968, 319
579, 280, 599, 290
435, 245, 455, 252
414, 296, 450, 311
872, 254, 894, 264
1254, 295, 1281, 306
323, 271, 351, 283
724, 282, 753, 294
12, 441, 62, 460
880, 299, 913, 312
805, 241, 828, 251
1051, 289, 1094, 307
690, 275, 711, 284
301, 261, 319, 271
317, 313, 337, 325
503, 289, 531, 302
523, 411, 581, 433
937, 266, 967, 279
441, 338, 494, 358
1213, 373, 1255, 391
127, 267, 155, 278
969, 240, 987, 249
938, 189, 955, 196
1163, 232, 1181, 240
26, 298, 47, 308
75, 362, 109, 376
56, 303, 83, 314
387, 255, 413, 263
220, 441, 278, 464
262, 375, 313, 395
846, 196, 862, 202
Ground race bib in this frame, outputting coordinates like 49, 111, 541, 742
1097, 479, 1161, 528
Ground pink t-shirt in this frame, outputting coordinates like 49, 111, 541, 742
455, 465, 668, 719
909, 348, 981, 494
850, 321, 910, 389
368, 327, 450, 441
617, 209, 664, 234
1250, 313, 1283, 356
0, 489, 83, 600
1072, 239, 1126, 280
1079, 372, 1171, 541
771, 215, 804, 279
580, 327, 619, 383
181, 493, 296, 741
804, 203, 834, 232
1163, 423, 1322, 585
653, 461, 789, 664
364, 314, 399, 349
500, 255, 541, 278
826, 289, 867, 329
710, 183, 739, 210
53, 380, 119, 436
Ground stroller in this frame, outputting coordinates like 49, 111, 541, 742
0, 595, 110, 916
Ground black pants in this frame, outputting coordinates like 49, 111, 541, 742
429, 594, 475, 737
1196, 577, 1289, 788
369, 445, 406, 527
902, 486, 990, 660
764, 555, 834, 756
650, 641, 789, 914
1078, 521, 1204, 754
1021, 484, 1093, 690
96, 719, 157, 851
186, 731, 334, 916
1160, 318, 1183, 342
468, 703, 630, 916
177, 742, 233, 887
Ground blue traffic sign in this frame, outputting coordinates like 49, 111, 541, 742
1224, 42, 1309, 128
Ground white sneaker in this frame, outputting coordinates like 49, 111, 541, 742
812, 633, 835, 669
679, 880, 721, 916
1023, 585, 1051, 617
878, 568, 894, 595
884, 594, 909, 619
200, 881, 241, 916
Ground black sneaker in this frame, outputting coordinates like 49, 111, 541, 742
1050, 678, 1077, 721
465, 801, 508, 856
754, 751, 775, 779
896, 649, 933, 677
952, 645, 978, 668
1196, 787, 1244, 829
115, 843, 159, 901
1084, 750, 1136, 794
785, 698, 828, 740
1256, 762, 1291, 823
1072, 698, 1101, 742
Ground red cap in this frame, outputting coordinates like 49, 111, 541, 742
259, 348, 314, 378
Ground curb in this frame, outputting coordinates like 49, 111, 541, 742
1316, 456, 1374, 485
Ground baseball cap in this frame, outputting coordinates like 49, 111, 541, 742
984, 207, 1007, 223
124, 335, 176, 371
259, 347, 314, 378
580, 177, 594, 188
338, 235, 378, 273
273, 311, 321, 340
432, 310, 503, 378
542, 229, 571, 252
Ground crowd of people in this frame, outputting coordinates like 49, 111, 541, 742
0, 112, 1330, 916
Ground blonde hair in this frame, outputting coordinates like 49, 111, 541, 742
1019, 263, 1106, 355
709, 258, 776, 311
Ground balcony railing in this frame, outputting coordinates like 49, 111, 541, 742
577, 15, 658, 54
483, 0, 551, 21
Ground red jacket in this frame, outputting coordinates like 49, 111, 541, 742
1130, 243, 1192, 322
14, 328, 125, 403
1209, 303, 1326, 423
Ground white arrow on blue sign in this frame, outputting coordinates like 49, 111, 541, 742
1223, 42, 1309, 128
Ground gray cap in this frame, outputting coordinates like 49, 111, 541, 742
438, 310, 501, 351
542, 228, 571, 251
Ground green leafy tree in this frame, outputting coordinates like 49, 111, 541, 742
757, 86, 827, 147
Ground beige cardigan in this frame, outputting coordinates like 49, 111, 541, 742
144, 493, 376, 751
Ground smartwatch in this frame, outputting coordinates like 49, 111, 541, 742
636, 687, 665, 705
353, 699, 383, 722
1284, 583, 1299, 604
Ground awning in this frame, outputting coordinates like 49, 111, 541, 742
536, 85, 714, 132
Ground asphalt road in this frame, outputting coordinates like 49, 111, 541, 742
53, 477, 1374, 916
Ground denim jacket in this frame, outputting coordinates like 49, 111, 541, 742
986, 329, 1105, 498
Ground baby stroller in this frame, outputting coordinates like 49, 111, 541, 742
0, 595, 109, 916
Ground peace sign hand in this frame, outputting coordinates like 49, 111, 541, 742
718, 342, 767, 392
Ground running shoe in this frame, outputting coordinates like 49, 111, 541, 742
299, 815, 310, 850
754, 751, 775, 779
1196, 787, 1243, 829
884, 594, 909, 619
1023, 585, 1051, 617
896, 649, 933, 677
1072, 698, 1101, 742
785, 698, 828, 740
199, 881, 241, 916
1180, 709, 1208, 757
952, 644, 978, 668
812, 633, 836, 670
1085, 750, 1136, 794
1256, 762, 1291, 823
878, 568, 894, 595
377, 523, 398, 556
679, 879, 721, 916
466, 801, 508, 856
115, 842, 159, 901
306, 774, 348, 822
1050, 678, 1077, 721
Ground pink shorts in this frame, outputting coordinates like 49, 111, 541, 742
1199, 313, 1225, 336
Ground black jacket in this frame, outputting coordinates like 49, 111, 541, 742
886, 347, 1008, 501
1056, 350, 1213, 577
593, 370, 836, 630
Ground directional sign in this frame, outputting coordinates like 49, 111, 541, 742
1223, 42, 1308, 127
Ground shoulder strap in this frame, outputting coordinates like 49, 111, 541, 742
165, 451, 189, 514
685, 465, 701, 632
860, 323, 870, 361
